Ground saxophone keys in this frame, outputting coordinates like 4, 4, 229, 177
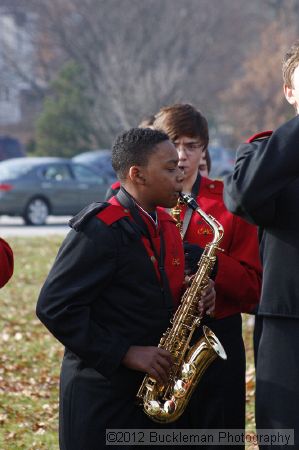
145, 400, 161, 415
173, 379, 187, 397
145, 399, 176, 418
164, 399, 176, 414
181, 362, 196, 380
194, 317, 201, 326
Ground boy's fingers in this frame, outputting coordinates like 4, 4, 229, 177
157, 348, 173, 364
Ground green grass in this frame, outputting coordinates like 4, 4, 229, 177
0, 236, 257, 449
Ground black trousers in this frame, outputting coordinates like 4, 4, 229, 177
59, 353, 170, 450
175, 314, 246, 450
253, 314, 263, 366
256, 316, 299, 449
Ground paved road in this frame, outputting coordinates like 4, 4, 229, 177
0, 216, 72, 237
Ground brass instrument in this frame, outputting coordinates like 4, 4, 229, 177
169, 199, 183, 236
136, 193, 227, 423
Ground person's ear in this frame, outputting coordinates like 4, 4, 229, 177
128, 166, 146, 185
284, 83, 296, 106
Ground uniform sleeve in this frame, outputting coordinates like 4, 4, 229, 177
224, 116, 299, 225
215, 215, 262, 313
0, 238, 14, 287
36, 217, 131, 378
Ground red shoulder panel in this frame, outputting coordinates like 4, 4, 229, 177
246, 130, 272, 143
96, 204, 130, 225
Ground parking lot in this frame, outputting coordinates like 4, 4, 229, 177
0, 215, 71, 237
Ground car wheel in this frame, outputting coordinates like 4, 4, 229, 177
23, 198, 49, 225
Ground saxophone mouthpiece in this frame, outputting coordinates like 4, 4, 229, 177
179, 193, 198, 211
179, 192, 187, 201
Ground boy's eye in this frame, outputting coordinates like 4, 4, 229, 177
173, 142, 203, 152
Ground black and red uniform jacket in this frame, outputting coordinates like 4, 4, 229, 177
36, 198, 184, 382
0, 238, 13, 287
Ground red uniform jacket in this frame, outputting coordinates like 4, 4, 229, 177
0, 238, 14, 287
182, 177, 262, 319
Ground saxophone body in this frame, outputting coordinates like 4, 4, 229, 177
136, 193, 227, 423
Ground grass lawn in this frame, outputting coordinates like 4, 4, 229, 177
0, 236, 257, 449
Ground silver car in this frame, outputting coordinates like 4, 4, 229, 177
0, 157, 110, 225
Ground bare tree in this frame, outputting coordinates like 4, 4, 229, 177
1, 0, 292, 148
27, 0, 276, 146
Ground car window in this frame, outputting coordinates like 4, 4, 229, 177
41, 164, 72, 181
72, 164, 105, 184
0, 161, 33, 180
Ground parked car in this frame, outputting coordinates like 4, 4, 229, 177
0, 157, 110, 225
208, 146, 235, 179
0, 136, 25, 161
72, 149, 117, 184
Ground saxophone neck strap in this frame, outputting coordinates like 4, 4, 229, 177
191, 173, 201, 199
181, 174, 201, 238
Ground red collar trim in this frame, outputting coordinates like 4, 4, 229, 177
246, 130, 272, 143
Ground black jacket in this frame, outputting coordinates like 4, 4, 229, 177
36, 204, 179, 381
224, 115, 299, 318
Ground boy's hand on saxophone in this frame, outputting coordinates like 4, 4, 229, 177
184, 276, 215, 317
122, 346, 173, 385
198, 279, 216, 317
184, 241, 218, 280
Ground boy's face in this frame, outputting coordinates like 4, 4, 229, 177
173, 136, 205, 181
140, 140, 184, 210
284, 64, 299, 114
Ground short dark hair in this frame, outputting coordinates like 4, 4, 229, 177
282, 41, 299, 87
112, 127, 169, 180
153, 103, 209, 152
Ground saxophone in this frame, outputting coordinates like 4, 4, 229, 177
169, 199, 183, 236
136, 193, 227, 423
